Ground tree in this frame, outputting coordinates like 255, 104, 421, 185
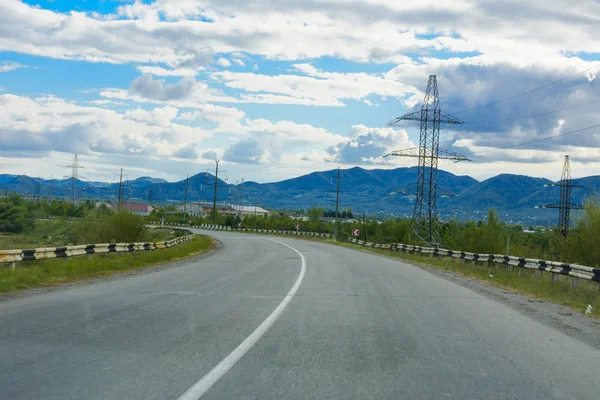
0, 194, 33, 233
0, 203, 31, 233
308, 206, 324, 222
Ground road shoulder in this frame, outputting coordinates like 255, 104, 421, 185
0, 237, 222, 302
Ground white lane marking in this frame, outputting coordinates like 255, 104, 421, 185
177, 239, 306, 400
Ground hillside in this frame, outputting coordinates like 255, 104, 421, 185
2, 167, 598, 224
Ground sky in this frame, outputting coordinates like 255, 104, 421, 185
1, 0, 600, 184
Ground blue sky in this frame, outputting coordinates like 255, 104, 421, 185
1, 0, 600, 183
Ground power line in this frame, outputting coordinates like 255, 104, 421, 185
466, 123, 600, 156
469, 98, 600, 125
450, 63, 600, 115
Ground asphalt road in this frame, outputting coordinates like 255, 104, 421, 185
1, 230, 599, 399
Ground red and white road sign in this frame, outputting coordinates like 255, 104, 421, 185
238, 222, 243, 228
352, 229, 360, 237
295, 224, 301, 230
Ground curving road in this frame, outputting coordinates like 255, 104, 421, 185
0, 230, 599, 399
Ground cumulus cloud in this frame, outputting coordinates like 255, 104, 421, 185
201, 150, 218, 160
328, 125, 415, 164
216, 58, 231, 67
129, 74, 199, 101
1, 0, 598, 70
124, 106, 179, 127
211, 65, 421, 106
172, 142, 200, 159
382, 59, 600, 162
223, 138, 265, 164
2, 0, 600, 181
0, 94, 211, 158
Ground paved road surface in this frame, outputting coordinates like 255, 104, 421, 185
1, 230, 599, 399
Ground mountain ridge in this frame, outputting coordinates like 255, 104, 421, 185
1, 167, 595, 225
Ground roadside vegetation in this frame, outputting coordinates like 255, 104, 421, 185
0, 235, 214, 293
0, 193, 183, 249
0, 193, 215, 293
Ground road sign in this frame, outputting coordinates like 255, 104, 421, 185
295, 224, 301, 230
352, 229, 360, 237
238, 222, 243, 228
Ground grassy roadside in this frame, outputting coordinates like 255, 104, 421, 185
214, 230, 599, 316
0, 235, 215, 294
0, 221, 182, 250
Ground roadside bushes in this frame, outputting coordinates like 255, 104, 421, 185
442, 209, 506, 255
0, 193, 34, 233
73, 211, 146, 244
553, 196, 600, 267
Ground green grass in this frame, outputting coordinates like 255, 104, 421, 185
0, 235, 215, 294
0, 221, 183, 250
0, 220, 74, 250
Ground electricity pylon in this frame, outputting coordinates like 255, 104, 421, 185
536, 155, 583, 236
385, 75, 469, 246
64, 154, 84, 203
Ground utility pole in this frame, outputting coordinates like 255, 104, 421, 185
212, 161, 218, 224
117, 168, 123, 212
206, 160, 227, 224
334, 167, 340, 240
385, 75, 468, 246
183, 174, 189, 222
239, 178, 244, 218
362, 211, 367, 242
536, 155, 583, 236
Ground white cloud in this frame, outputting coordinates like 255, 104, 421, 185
0, 93, 212, 159
0, 61, 25, 73
2, 0, 599, 70
136, 65, 203, 77
216, 57, 231, 67
328, 125, 416, 164
124, 106, 179, 127
210, 65, 421, 106
232, 58, 245, 67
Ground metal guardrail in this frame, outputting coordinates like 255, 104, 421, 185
150, 222, 333, 239
0, 233, 195, 265
347, 238, 600, 286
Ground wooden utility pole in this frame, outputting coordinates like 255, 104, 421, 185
184, 174, 189, 221
118, 168, 123, 212
212, 161, 219, 224
334, 167, 340, 240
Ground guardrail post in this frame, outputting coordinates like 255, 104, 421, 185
519, 267, 525, 277
507, 265, 513, 272
551, 272, 559, 283
11, 262, 16, 270
535, 270, 542, 280
570, 277, 579, 289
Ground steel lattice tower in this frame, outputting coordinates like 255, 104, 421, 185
536, 155, 583, 236
65, 154, 84, 204
385, 75, 468, 245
